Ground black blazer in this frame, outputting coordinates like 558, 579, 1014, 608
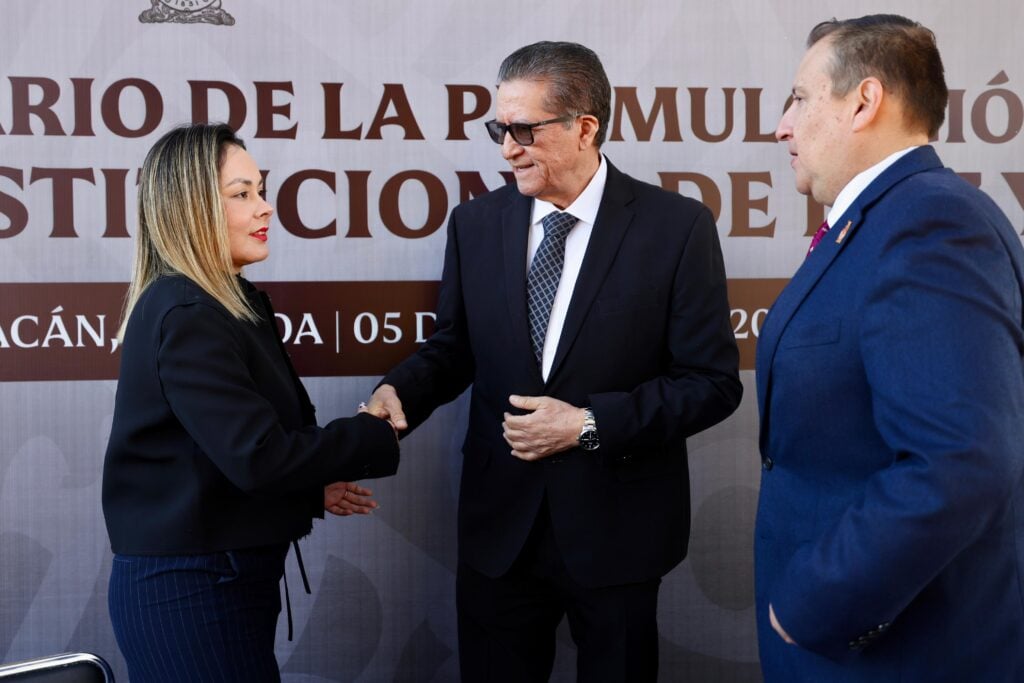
383, 160, 741, 587
103, 275, 399, 554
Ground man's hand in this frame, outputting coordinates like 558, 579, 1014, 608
364, 383, 408, 432
324, 481, 378, 516
769, 603, 797, 645
502, 395, 585, 461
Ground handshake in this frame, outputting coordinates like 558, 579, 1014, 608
323, 384, 406, 517
356, 384, 409, 433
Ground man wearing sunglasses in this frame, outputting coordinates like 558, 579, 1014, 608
367, 41, 741, 682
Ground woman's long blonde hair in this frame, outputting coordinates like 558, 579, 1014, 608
117, 123, 258, 342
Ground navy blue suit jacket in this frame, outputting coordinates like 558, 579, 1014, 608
755, 146, 1024, 681
383, 160, 741, 588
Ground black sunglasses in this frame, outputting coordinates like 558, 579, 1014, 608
484, 115, 575, 146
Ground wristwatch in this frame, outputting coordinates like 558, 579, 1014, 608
578, 407, 600, 451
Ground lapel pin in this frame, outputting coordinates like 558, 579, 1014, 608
835, 220, 852, 245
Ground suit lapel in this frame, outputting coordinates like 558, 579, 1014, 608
757, 146, 946, 450
547, 162, 634, 383
501, 191, 540, 378
755, 213, 857, 434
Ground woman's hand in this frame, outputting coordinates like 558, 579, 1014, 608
324, 481, 378, 516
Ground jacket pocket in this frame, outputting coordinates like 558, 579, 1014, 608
780, 318, 841, 349
608, 450, 681, 482
596, 285, 665, 317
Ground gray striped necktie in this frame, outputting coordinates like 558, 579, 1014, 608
527, 211, 578, 367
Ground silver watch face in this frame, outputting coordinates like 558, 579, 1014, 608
579, 431, 600, 450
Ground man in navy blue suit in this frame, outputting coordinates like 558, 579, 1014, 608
755, 14, 1024, 681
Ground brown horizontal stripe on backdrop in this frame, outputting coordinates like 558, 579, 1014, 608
0, 280, 786, 380
727, 278, 788, 370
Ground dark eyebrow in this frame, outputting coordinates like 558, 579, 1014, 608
222, 177, 264, 189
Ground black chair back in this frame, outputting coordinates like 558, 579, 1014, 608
0, 653, 114, 683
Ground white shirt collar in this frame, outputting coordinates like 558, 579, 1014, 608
827, 146, 919, 227
530, 154, 607, 226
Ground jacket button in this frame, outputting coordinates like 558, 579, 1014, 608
763, 457, 774, 471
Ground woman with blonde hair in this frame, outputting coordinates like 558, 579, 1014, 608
102, 123, 398, 681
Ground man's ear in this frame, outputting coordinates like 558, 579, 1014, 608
578, 114, 600, 149
851, 77, 884, 132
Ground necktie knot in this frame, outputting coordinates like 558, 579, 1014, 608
542, 211, 577, 242
806, 220, 830, 257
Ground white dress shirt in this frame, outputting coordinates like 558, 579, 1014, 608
527, 155, 608, 381
827, 146, 919, 227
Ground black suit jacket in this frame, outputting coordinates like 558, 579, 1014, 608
383, 160, 741, 587
103, 275, 399, 554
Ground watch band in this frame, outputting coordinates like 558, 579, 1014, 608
579, 407, 599, 450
